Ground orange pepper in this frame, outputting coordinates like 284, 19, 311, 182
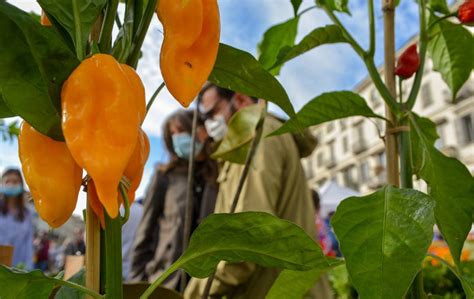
121, 64, 146, 124
61, 54, 144, 218
40, 11, 52, 26
18, 122, 82, 228
157, 0, 220, 107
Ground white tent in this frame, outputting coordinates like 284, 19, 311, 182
319, 180, 360, 217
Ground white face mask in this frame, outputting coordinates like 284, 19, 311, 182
205, 115, 228, 141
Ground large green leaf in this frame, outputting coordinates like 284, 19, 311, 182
258, 17, 299, 76
38, 0, 106, 59
427, 0, 450, 14
55, 269, 85, 299
211, 104, 263, 164
315, 0, 350, 14
0, 94, 16, 118
409, 114, 474, 269
0, 266, 56, 299
270, 25, 348, 71
153, 212, 328, 283
0, 2, 79, 140
270, 91, 384, 136
427, 17, 473, 101
209, 43, 296, 118
331, 186, 436, 299
266, 259, 343, 299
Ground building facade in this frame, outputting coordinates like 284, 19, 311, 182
303, 44, 474, 194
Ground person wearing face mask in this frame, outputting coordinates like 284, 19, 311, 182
0, 168, 34, 269
185, 84, 332, 299
129, 110, 218, 288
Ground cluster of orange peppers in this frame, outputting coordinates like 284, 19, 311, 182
18, 0, 220, 228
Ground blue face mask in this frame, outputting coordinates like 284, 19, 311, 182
172, 133, 204, 160
0, 184, 23, 197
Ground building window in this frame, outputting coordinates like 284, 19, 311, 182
370, 89, 381, 109
327, 122, 335, 133
435, 122, 447, 149
305, 160, 314, 179
317, 152, 324, 167
342, 136, 348, 153
360, 161, 369, 183
459, 114, 474, 145
456, 80, 474, 102
340, 119, 347, 130
421, 83, 433, 108
342, 165, 358, 190
377, 151, 386, 168
327, 141, 336, 167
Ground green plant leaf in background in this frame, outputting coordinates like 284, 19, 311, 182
331, 186, 436, 299
0, 93, 16, 118
212, 104, 263, 164
147, 212, 328, 294
0, 266, 57, 299
112, 0, 137, 63
270, 25, 348, 72
270, 91, 384, 136
209, 43, 296, 118
38, 0, 107, 59
315, 0, 351, 15
258, 17, 300, 76
427, 17, 473, 101
409, 114, 474, 270
0, 1, 79, 141
55, 269, 85, 299
290, 0, 303, 16
266, 259, 343, 299
426, 0, 450, 14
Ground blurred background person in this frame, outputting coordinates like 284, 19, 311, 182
129, 109, 218, 289
122, 198, 144, 281
0, 168, 33, 269
34, 231, 50, 272
64, 227, 85, 256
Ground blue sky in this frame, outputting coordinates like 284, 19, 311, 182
1, 0, 423, 216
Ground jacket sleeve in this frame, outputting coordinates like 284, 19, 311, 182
129, 168, 167, 281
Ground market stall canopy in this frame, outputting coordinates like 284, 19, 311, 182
319, 180, 360, 218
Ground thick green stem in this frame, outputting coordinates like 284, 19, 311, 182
104, 211, 123, 299
99, 0, 119, 53
127, 0, 158, 68
145, 82, 166, 117
368, 0, 376, 57
72, 0, 84, 60
406, 0, 428, 110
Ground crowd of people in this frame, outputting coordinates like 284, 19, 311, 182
0, 84, 341, 298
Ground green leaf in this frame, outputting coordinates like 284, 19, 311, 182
0, 266, 56, 299
428, 17, 473, 101
331, 186, 436, 299
0, 93, 16, 118
112, 0, 136, 63
209, 43, 296, 118
258, 17, 299, 76
0, 2, 79, 140
154, 212, 328, 283
55, 269, 85, 299
427, 0, 450, 14
266, 259, 343, 299
38, 0, 107, 59
290, 0, 303, 16
409, 114, 474, 269
271, 91, 384, 136
211, 104, 263, 164
315, 0, 351, 15
270, 25, 348, 71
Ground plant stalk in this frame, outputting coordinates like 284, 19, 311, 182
382, 0, 400, 187
85, 197, 101, 299
99, 0, 119, 53
104, 211, 123, 299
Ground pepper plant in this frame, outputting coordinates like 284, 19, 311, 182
0, 1, 473, 299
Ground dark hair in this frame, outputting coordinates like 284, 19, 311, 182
1, 168, 27, 221
198, 83, 258, 103
312, 189, 320, 212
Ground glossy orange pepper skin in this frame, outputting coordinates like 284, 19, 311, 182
88, 129, 149, 226
157, 0, 220, 107
19, 122, 82, 228
121, 64, 146, 124
61, 54, 144, 218
40, 11, 52, 26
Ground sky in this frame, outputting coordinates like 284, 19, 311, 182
1, 0, 422, 216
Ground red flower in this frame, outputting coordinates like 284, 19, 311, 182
395, 44, 420, 79
458, 0, 474, 24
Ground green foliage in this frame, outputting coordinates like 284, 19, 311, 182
315, 0, 351, 15
270, 25, 348, 72
0, 119, 20, 142
331, 186, 436, 299
258, 17, 300, 75
290, 0, 303, 16
266, 259, 343, 299
209, 43, 295, 117
427, 17, 473, 101
0, 266, 58, 299
150, 212, 328, 285
271, 91, 384, 136
0, 94, 16, 118
38, 0, 106, 60
409, 114, 474, 270
55, 269, 85, 299
0, 1, 79, 141
426, 0, 450, 14
112, 0, 137, 63
212, 104, 263, 164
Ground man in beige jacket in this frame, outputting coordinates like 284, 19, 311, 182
184, 84, 333, 299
